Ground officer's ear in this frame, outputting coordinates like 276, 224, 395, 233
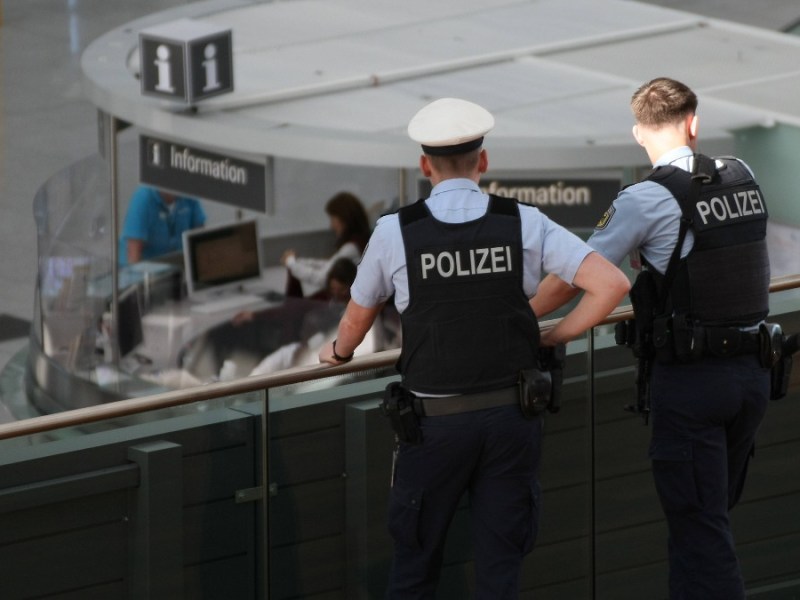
478, 149, 488, 174
688, 114, 699, 141
632, 124, 645, 147
420, 154, 433, 178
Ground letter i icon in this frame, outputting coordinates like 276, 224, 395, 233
148, 141, 163, 167
202, 44, 221, 92
154, 45, 175, 93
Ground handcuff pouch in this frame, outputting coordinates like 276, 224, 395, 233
518, 368, 551, 419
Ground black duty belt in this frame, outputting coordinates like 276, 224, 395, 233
416, 386, 519, 417
703, 327, 760, 358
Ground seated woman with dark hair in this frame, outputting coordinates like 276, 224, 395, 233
281, 191, 370, 297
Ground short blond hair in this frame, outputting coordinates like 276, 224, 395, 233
631, 77, 697, 127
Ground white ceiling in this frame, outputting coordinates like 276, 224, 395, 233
82, 0, 800, 170
639, 0, 800, 32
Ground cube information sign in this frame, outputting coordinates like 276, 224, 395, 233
139, 18, 233, 104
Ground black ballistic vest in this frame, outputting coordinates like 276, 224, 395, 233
645, 155, 770, 326
397, 195, 540, 395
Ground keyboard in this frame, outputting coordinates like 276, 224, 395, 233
190, 294, 265, 315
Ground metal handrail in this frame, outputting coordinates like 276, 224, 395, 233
1, 274, 799, 441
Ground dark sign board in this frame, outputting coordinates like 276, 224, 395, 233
417, 178, 620, 229
140, 135, 267, 212
139, 19, 233, 104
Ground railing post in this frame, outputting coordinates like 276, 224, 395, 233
127, 440, 184, 599
261, 388, 271, 600
586, 327, 597, 599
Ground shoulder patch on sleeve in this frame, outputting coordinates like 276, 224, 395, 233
595, 205, 616, 230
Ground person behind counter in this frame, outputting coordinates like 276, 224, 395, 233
119, 185, 206, 265
281, 191, 371, 297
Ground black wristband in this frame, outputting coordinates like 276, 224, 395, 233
332, 340, 354, 363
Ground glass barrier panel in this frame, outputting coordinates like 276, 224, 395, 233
26, 149, 403, 416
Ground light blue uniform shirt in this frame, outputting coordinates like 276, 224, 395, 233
350, 178, 594, 313
588, 146, 696, 274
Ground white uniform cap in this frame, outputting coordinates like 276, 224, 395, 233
407, 98, 495, 156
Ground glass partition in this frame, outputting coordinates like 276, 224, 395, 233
27, 153, 402, 416
32, 153, 112, 374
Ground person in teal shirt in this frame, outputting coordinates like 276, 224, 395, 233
119, 186, 206, 265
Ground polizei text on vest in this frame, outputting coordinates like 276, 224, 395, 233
420, 246, 513, 280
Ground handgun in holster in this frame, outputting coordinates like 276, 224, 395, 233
382, 381, 423, 444
615, 318, 654, 424
765, 327, 799, 401
519, 343, 566, 419
616, 271, 661, 424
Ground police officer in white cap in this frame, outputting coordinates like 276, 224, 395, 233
319, 97, 629, 599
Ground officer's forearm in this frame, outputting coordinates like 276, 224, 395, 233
530, 274, 581, 318
544, 293, 619, 344
320, 300, 381, 364
543, 253, 630, 344
334, 301, 382, 356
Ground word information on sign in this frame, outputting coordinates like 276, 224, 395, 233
140, 135, 267, 212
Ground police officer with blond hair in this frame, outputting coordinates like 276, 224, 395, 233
533, 77, 772, 600
319, 97, 629, 598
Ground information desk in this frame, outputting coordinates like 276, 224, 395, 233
28, 249, 399, 414
28, 264, 327, 413
107, 264, 295, 386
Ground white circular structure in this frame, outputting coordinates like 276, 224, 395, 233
81, 0, 800, 170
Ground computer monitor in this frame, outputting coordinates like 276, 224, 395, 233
182, 219, 263, 300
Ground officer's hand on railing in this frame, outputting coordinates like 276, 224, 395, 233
318, 341, 337, 365
318, 339, 354, 366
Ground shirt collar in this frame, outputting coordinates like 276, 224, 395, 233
654, 146, 693, 168
430, 178, 482, 197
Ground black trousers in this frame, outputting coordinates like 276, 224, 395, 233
649, 354, 770, 600
385, 403, 543, 600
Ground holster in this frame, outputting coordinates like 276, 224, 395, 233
615, 318, 654, 423
382, 382, 422, 444
758, 322, 783, 369
519, 344, 566, 419
766, 328, 796, 401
